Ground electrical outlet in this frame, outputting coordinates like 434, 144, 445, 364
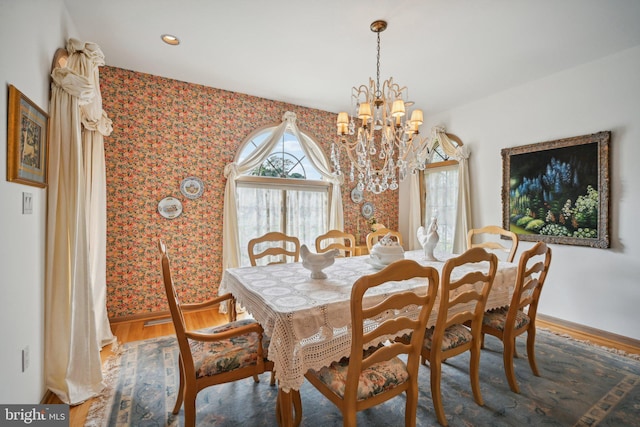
22, 192, 33, 214
22, 346, 30, 372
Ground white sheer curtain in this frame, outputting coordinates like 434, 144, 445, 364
45, 38, 113, 405
424, 164, 459, 254
408, 126, 472, 254
223, 112, 343, 270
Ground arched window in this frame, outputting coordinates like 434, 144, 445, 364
223, 112, 344, 270
240, 130, 322, 180
235, 129, 330, 266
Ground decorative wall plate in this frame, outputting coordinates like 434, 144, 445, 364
361, 202, 374, 219
350, 187, 364, 204
158, 196, 183, 219
180, 176, 204, 199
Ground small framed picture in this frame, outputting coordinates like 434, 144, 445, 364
7, 85, 50, 188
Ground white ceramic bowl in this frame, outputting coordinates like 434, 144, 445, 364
369, 243, 405, 265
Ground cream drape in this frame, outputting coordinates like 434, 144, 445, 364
408, 126, 472, 253
222, 111, 343, 270
45, 39, 113, 405
71, 39, 115, 348
407, 172, 422, 250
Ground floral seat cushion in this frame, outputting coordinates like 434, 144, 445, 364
307, 354, 409, 401
422, 324, 472, 352
482, 307, 530, 331
189, 318, 268, 378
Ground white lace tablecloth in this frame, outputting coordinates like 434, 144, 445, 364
220, 250, 517, 392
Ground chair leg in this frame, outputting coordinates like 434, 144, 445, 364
527, 328, 540, 376
253, 374, 260, 382
270, 371, 276, 386
405, 380, 419, 427
173, 356, 185, 414
430, 354, 448, 426
183, 389, 197, 427
503, 334, 520, 393
469, 343, 484, 406
343, 406, 357, 427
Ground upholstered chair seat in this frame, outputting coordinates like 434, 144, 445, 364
422, 324, 473, 352
307, 355, 408, 401
190, 319, 271, 378
482, 307, 530, 332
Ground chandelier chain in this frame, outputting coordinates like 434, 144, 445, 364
375, 31, 381, 99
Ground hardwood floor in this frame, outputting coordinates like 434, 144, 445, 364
46, 308, 231, 427
46, 309, 639, 426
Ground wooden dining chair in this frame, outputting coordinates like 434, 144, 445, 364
305, 259, 439, 427
481, 241, 552, 393
248, 231, 300, 266
366, 228, 403, 252
158, 240, 273, 427
420, 247, 498, 426
315, 229, 356, 257
466, 225, 519, 262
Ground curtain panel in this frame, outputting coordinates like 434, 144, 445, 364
45, 38, 113, 405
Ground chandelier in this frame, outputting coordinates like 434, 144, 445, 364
331, 20, 430, 194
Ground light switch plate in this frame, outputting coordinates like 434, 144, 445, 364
22, 192, 33, 214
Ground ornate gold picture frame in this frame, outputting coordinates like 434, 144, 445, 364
7, 84, 49, 188
502, 131, 610, 248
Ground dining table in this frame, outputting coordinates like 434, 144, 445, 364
219, 249, 518, 426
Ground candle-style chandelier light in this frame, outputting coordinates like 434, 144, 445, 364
331, 20, 430, 194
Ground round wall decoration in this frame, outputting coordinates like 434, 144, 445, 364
158, 196, 183, 219
350, 187, 364, 204
180, 176, 204, 199
361, 202, 375, 219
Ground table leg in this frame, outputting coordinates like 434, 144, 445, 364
276, 387, 302, 427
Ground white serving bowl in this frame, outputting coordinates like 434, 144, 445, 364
369, 243, 405, 266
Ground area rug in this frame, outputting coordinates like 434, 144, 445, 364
85, 329, 640, 426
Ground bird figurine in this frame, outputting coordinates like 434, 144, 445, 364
300, 244, 339, 279
417, 217, 439, 261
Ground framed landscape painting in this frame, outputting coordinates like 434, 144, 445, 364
501, 131, 610, 248
7, 84, 49, 188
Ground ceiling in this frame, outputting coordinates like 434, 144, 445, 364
62, 0, 640, 116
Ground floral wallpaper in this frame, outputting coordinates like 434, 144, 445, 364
100, 66, 398, 319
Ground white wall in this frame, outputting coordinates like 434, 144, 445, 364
0, 0, 77, 403
401, 45, 640, 340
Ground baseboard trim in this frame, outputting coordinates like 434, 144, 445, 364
537, 313, 640, 355
40, 389, 56, 404
109, 304, 223, 324
109, 310, 171, 324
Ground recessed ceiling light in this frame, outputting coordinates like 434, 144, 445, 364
161, 34, 180, 46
